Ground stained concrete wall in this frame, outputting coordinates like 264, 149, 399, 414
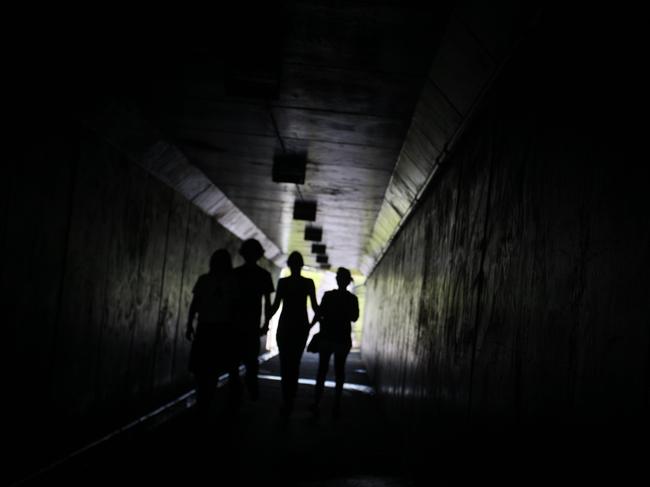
2, 128, 278, 480
362, 7, 648, 481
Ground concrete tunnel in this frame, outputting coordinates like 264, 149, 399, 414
4, 3, 648, 486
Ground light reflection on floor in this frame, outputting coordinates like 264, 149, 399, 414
257, 374, 375, 395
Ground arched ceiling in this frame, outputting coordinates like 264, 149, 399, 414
132, 2, 448, 276
82, 1, 536, 278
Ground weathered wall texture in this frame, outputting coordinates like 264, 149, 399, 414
362, 8, 648, 466
361, 1, 540, 274
2, 128, 277, 477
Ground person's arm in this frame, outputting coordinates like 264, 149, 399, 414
350, 295, 359, 322
261, 291, 272, 335
308, 281, 319, 326
310, 305, 321, 327
258, 271, 276, 335
268, 279, 284, 321
185, 296, 198, 340
311, 291, 326, 326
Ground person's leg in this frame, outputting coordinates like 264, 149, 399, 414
291, 343, 305, 399
284, 345, 300, 411
277, 342, 292, 412
279, 340, 304, 415
332, 348, 350, 417
221, 329, 242, 411
195, 374, 215, 421
227, 352, 242, 411
314, 349, 332, 406
243, 333, 260, 400
288, 332, 309, 403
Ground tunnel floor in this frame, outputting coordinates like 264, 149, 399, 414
23, 351, 408, 487
18, 350, 646, 487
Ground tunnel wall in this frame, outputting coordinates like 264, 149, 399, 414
3, 128, 278, 476
362, 7, 648, 466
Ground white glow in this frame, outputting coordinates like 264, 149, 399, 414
257, 374, 375, 395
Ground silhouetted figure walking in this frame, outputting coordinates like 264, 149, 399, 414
310, 267, 359, 418
185, 249, 236, 420
269, 251, 319, 416
232, 238, 274, 402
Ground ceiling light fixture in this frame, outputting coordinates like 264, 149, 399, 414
293, 200, 317, 221
272, 151, 307, 184
304, 226, 322, 242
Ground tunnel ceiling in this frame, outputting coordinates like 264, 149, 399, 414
119, 2, 448, 275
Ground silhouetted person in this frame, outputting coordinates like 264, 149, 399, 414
310, 267, 359, 418
232, 238, 274, 402
269, 251, 319, 416
185, 249, 235, 420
